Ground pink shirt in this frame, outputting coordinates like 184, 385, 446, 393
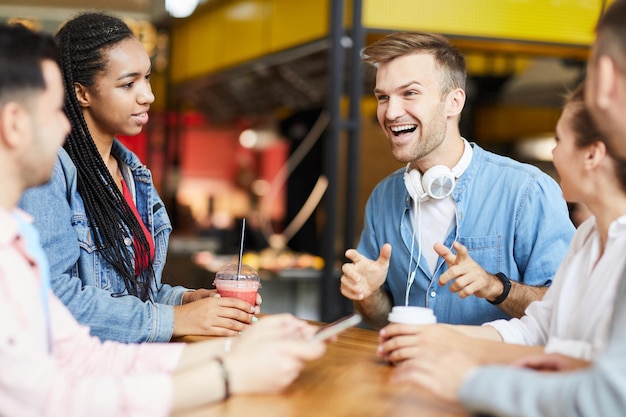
0, 208, 185, 417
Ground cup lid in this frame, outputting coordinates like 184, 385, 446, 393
388, 306, 436, 324
387, 312, 436, 324
214, 263, 260, 283
391, 306, 435, 315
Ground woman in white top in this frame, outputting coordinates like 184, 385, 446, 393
378, 82, 626, 364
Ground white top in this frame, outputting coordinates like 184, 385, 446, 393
485, 214, 626, 360
407, 138, 472, 274
411, 197, 456, 274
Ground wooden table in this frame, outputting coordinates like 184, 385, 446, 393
173, 325, 468, 417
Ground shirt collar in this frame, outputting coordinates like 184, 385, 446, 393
0, 207, 32, 246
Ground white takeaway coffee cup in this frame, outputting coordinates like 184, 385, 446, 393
387, 306, 437, 325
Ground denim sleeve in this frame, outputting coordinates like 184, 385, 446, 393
513, 173, 575, 286
19, 165, 175, 343
356, 195, 381, 262
154, 282, 188, 306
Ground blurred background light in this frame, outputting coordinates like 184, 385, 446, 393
165, 0, 199, 18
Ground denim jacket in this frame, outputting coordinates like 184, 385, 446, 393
357, 142, 575, 325
19, 141, 187, 343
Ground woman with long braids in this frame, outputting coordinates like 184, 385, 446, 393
19, 11, 259, 343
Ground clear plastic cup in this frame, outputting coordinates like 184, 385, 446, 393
388, 306, 437, 325
213, 263, 261, 305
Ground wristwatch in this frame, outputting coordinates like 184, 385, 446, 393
488, 272, 512, 305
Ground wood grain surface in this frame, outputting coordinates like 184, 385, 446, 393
173, 325, 468, 417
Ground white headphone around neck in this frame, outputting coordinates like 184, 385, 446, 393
403, 139, 473, 202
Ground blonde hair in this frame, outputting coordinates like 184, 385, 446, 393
361, 32, 466, 94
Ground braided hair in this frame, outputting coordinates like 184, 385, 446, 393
56, 12, 155, 301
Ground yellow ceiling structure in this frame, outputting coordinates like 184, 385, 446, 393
363, 0, 602, 46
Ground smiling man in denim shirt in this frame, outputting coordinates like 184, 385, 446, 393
340, 32, 574, 329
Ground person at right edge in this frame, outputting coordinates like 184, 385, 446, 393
340, 32, 574, 328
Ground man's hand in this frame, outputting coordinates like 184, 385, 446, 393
435, 241, 503, 301
225, 314, 326, 395
340, 244, 392, 301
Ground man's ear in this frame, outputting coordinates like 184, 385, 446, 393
74, 82, 90, 108
0, 102, 29, 148
446, 88, 466, 118
595, 55, 617, 111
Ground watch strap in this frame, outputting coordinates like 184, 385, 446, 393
488, 272, 512, 305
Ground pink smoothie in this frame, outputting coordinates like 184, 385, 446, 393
215, 283, 258, 305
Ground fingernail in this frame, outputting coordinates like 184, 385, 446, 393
258, 296, 263, 305
252, 316, 258, 323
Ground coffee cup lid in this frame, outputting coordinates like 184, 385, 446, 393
391, 306, 434, 315
388, 306, 436, 324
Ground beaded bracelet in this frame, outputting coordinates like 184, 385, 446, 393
214, 357, 230, 399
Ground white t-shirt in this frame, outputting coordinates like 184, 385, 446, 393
409, 196, 456, 274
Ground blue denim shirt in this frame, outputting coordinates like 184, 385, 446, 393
357, 143, 575, 325
18, 141, 188, 342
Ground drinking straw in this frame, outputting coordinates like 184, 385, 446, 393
237, 218, 246, 280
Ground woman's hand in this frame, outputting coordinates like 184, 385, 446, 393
183, 288, 262, 314
173, 296, 257, 337
391, 351, 479, 405
378, 323, 473, 365
513, 353, 591, 372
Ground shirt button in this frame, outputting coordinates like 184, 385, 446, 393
430, 291, 436, 298
124, 237, 132, 246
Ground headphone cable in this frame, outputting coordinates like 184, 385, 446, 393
405, 198, 422, 306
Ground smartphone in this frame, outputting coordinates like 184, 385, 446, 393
312, 313, 362, 342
